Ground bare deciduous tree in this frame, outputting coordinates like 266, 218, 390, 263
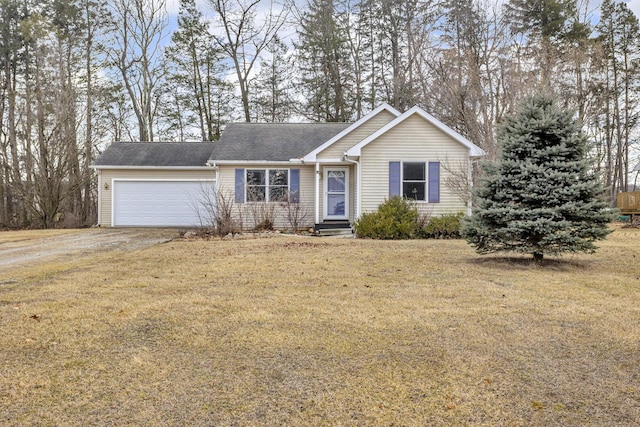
108, 0, 168, 141
208, 0, 288, 122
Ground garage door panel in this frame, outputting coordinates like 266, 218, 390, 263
113, 181, 214, 227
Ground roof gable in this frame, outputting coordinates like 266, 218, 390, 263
345, 106, 485, 157
93, 142, 216, 168
302, 103, 401, 162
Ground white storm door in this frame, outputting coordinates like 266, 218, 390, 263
323, 167, 349, 220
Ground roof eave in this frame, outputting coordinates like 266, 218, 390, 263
470, 147, 486, 158
208, 160, 304, 165
91, 165, 212, 170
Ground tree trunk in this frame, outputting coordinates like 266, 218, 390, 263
84, 1, 94, 224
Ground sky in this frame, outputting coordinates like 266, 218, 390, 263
161, 0, 640, 88
166, 0, 640, 26
627, 0, 640, 16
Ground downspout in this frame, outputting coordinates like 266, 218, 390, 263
343, 154, 361, 219
467, 158, 475, 216
315, 162, 320, 224
206, 160, 219, 191
97, 169, 102, 226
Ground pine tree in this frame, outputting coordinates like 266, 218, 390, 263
461, 95, 612, 262
252, 37, 295, 123
505, 0, 577, 86
162, 0, 233, 141
296, 0, 354, 122
594, 0, 640, 198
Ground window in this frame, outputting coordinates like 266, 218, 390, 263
269, 169, 289, 201
246, 169, 289, 202
389, 161, 439, 203
403, 162, 426, 200
246, 169, 266, 201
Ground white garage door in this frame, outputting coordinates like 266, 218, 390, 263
113, 180, 215, 227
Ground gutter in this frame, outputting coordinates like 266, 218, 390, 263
90, 165, 213, 170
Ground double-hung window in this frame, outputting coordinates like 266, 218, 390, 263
389, 161, 439, 203
402, 162, 426, 200
246, 169, 289, 202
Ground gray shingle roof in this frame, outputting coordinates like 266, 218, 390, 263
209, 123, 352, 162
93, 123, 352, 167
93, 142, 216, 167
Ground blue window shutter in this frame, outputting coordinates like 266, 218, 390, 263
428, 162, 440, 203
235, 168, 245, 203
289, 169, 300, 203
389, 161, 401, 197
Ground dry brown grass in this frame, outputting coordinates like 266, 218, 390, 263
1, 226, 639, 425
0, 229, 81, 245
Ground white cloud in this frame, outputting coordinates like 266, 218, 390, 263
166, 0, 179, 15
166, 0, 216, 17
626, 0, 640, 18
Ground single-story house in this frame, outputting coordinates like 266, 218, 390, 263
92, 104, 484, 230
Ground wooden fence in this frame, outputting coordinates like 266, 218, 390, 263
617, 192, 640, 214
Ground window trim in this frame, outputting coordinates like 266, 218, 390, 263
402, 161, 427, 201
245, 168, 291, 203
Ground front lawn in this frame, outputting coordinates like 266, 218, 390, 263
1, 227, 639, 425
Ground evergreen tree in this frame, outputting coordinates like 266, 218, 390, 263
505, 0, 577, 86
506, 0, 575, 41
594, 0, 640, 198
358, 0, 433, 112
252, 37, 296, 123
461, 95, 612, 262
296, 0, 354, 122
162, 0, 233, 140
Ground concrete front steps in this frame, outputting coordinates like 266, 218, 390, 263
314, 221, 353, 237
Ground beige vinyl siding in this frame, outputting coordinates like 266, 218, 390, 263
317, 110, 397, 160
360, 114, 470, 216
98, 168, 215, 227
217, 164, 316, 230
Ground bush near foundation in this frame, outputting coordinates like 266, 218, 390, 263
355, 198, 465, 240
422, 212, 464, 239
354, 197, 420, 239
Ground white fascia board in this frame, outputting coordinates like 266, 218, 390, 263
91, 165, 213, 170
212, 159, 344, 165
346, 106, 486, 157
313, 158, 347, 164
302, 103, 401, 162
210, 160, 301, 165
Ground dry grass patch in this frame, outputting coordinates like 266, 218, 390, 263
1, 227, 639, 425
0, 228, 81, 245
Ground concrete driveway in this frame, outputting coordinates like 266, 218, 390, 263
0, 228, 178, 273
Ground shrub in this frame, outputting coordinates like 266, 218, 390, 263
422, 212, 464, 239
280, 190, 309, 233
191, 187, 241, 236
354, 197, 420, 239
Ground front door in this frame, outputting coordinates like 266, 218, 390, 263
324, 167, 349, 220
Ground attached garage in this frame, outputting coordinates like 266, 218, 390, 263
92, 142, 217, 227
112, 180, 215, 227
